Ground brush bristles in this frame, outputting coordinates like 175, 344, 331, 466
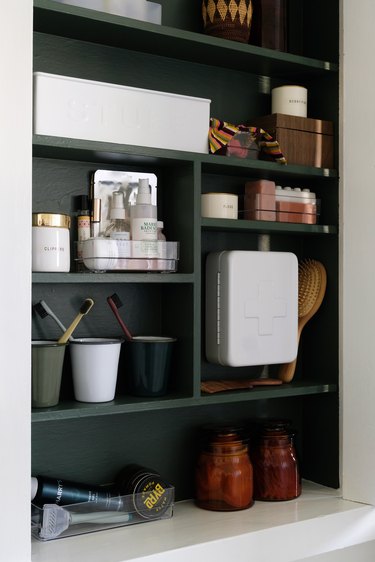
33, 301, 49, 318
109, 293, 123, 309
298, 259, 326, 317
80, 298, 94, 315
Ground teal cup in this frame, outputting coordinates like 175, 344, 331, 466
32, 340, 68, 408
125, 336, 176, 397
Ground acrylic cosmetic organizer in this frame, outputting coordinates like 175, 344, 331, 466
81, 239, 180, 272
31, 487, 175, 541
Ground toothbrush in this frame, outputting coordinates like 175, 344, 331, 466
106, 293, 133, 341
39, 503, 132, 540
57, 298, 95, 344
33, 300, 75, 341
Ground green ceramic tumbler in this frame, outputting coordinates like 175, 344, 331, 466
125, 336, 176, 397
32, 340, 68, 408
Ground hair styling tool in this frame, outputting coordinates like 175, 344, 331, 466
106, 293, 133, 341
57, 298, 95, 344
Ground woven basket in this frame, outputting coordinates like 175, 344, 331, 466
202, 0, 253, 44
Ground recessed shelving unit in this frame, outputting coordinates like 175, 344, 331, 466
31, 0, 340, 509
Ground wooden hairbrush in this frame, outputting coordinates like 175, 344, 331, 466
278, 258, 327, 383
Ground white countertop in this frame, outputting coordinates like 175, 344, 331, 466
32, 481, 375, 562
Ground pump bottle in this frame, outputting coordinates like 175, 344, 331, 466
130, 178, 157, 241
104, 190, 130, 240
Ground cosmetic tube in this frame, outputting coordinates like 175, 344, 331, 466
31, 475, 123, 510
91, 198, 101, 237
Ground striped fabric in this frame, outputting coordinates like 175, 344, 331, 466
209, 117, 287, 164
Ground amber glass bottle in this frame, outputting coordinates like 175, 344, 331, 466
195, 425, 254, 511
251, 420, 301, 501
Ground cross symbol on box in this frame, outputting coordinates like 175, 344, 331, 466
244, 280, 287, 336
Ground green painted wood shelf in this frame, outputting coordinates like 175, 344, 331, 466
32, 381, 337, 422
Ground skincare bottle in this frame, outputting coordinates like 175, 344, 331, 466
130, 178, 157, 241
31, 475, 123, 510
105, 191, 130, 240
157, 221, 166, 241
76, 195, 90, 271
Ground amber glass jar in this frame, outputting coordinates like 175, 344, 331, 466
252, 420, 301, 501
195, 425, 254, 511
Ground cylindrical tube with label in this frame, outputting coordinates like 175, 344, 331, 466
32, 213, 71, 272
31, 475, 123, 510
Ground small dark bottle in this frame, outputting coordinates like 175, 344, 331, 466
251, 420, 301, 501
195, 425, 253, 511
31, 475, 123, 510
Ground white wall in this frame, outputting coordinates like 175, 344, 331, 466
0, 4, 32, 561
341, 0, 375, 504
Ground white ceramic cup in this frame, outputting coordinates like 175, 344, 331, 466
201, 193, 238, 219
271, 85, 308, 118
70, 338, 123, 403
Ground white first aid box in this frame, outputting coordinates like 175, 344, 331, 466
205, 250, 298, 367
33, 72, 211, 154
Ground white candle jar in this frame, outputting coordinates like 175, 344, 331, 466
271, 85, 308, 118
32, 213, 71, 272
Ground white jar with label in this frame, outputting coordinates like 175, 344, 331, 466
32, 213, 71, 272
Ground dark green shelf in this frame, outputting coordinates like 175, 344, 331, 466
32, 272, 195, 284
202, 218, 337, 235
31, 381, 337, 422
33, 135, 337, 180
200, 154, 337, 179
33, 0, 338, 78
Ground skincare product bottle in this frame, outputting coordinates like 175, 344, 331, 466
130, 178, 157, 241
31, 475, 123, 510
32, 213, 71, 272
157, 221, 166, 241
91, 198, 101, 238
115, 464, 173, 519
76, 195, 91, 272
105, 191, 130, 240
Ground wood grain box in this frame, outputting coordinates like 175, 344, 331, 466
250, 113, 334, 168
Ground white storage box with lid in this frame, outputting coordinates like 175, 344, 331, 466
205, 250, 298, 367
33, 72, 211, 153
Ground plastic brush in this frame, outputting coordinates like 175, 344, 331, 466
57, 298, 95, 344
39, 504, 132, 540
33, 300, 76, 341
106, 293, 133, 341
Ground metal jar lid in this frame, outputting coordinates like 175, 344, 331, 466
32, 213, 71, 228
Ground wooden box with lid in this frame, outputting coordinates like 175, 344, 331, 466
250, 113, 334, 168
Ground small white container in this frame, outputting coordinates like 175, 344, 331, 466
272, 85, 308, 118
70, 338, 123, 403
32, 213, 71, 272
33, 72, 211, 154
201, 193, 238, 219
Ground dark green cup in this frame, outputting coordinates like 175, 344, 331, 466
32, 340, 68, 408
125, 336, 176, 397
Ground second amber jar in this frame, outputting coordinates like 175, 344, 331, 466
195, 425, 253, 511
251, 420, 301, 501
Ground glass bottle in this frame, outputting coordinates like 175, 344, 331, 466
251, 420, 301, 501
104, 190, 130, 239
195, 425, 253, 511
